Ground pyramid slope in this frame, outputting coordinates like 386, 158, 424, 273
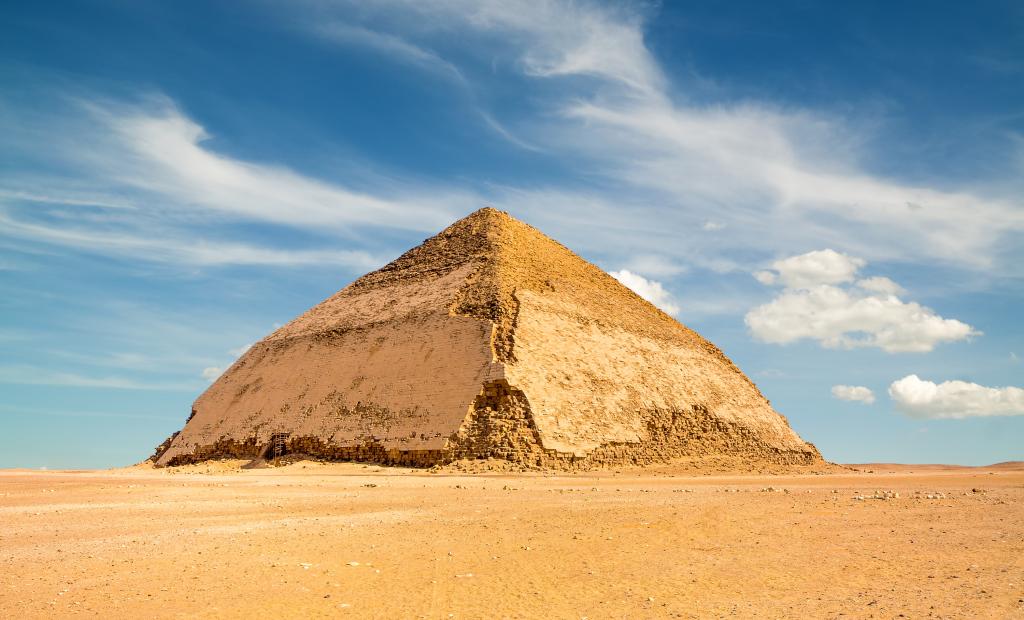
155, 208, 821, 468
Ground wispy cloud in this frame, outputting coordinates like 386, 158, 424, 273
8, 1, 1023, 280
620, 254, 688, 278
4, 292, 273, 395
314, 22, 466, 83
0, 365, 198, 391
478, 112, 544, 152
0, 210, 384, 268
313, 1, 1023, 274
0, 404, 175, 421
0, 93, 481, 268
0, 189, 135, 210
81, 97, 460, 232
318, 0, 664, 95
556, 99, 1024, 270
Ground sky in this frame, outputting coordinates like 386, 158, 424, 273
1, 0, 1022, 468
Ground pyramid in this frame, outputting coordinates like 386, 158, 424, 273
154, 208, 821, 468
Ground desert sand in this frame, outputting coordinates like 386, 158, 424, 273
2, 462, 1022, 619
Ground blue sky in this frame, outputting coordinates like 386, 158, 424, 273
2, 1, 1022, 468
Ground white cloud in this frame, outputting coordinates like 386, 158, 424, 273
766, 249, 865, 288
201, 367, 223, 382
889, 374, 1024, 419
609, 269, 680, 315
746, 285, 977, 352
831, 384, 876, 404
1011, 352, 1019, 363
229, 343, 253, 357
745, 250, 979, 352
856, 276, 906, 296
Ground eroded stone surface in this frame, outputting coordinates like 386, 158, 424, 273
155, 208, 822, 468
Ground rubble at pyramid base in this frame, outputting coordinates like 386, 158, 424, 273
155, 381, 820, 471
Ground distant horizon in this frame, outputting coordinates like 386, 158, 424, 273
5, 460, 1024, 472
2, 1, 1022, 468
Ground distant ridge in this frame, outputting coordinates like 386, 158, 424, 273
154, 208, 822, 469
846, 462, 1024, 471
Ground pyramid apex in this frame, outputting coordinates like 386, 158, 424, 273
432, 206, 525, 244
459, 205, 514, 225
468, 205, 506, 217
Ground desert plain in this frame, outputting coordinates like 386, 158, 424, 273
1, 461, 1022, 619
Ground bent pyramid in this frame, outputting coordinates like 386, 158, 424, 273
155, 208, 821, 468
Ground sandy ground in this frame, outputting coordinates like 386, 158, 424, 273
1, 462, 1022, 619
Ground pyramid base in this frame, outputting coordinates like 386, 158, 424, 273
443, 379, 823, 470
156, 383, 822, 470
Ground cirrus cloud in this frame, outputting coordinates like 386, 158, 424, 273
303, 0, 1024, 274
0, 92, 475, 271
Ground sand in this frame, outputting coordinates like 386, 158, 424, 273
2, 462, 1022, 619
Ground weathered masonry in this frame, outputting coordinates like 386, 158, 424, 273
153, 208, 822, 469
